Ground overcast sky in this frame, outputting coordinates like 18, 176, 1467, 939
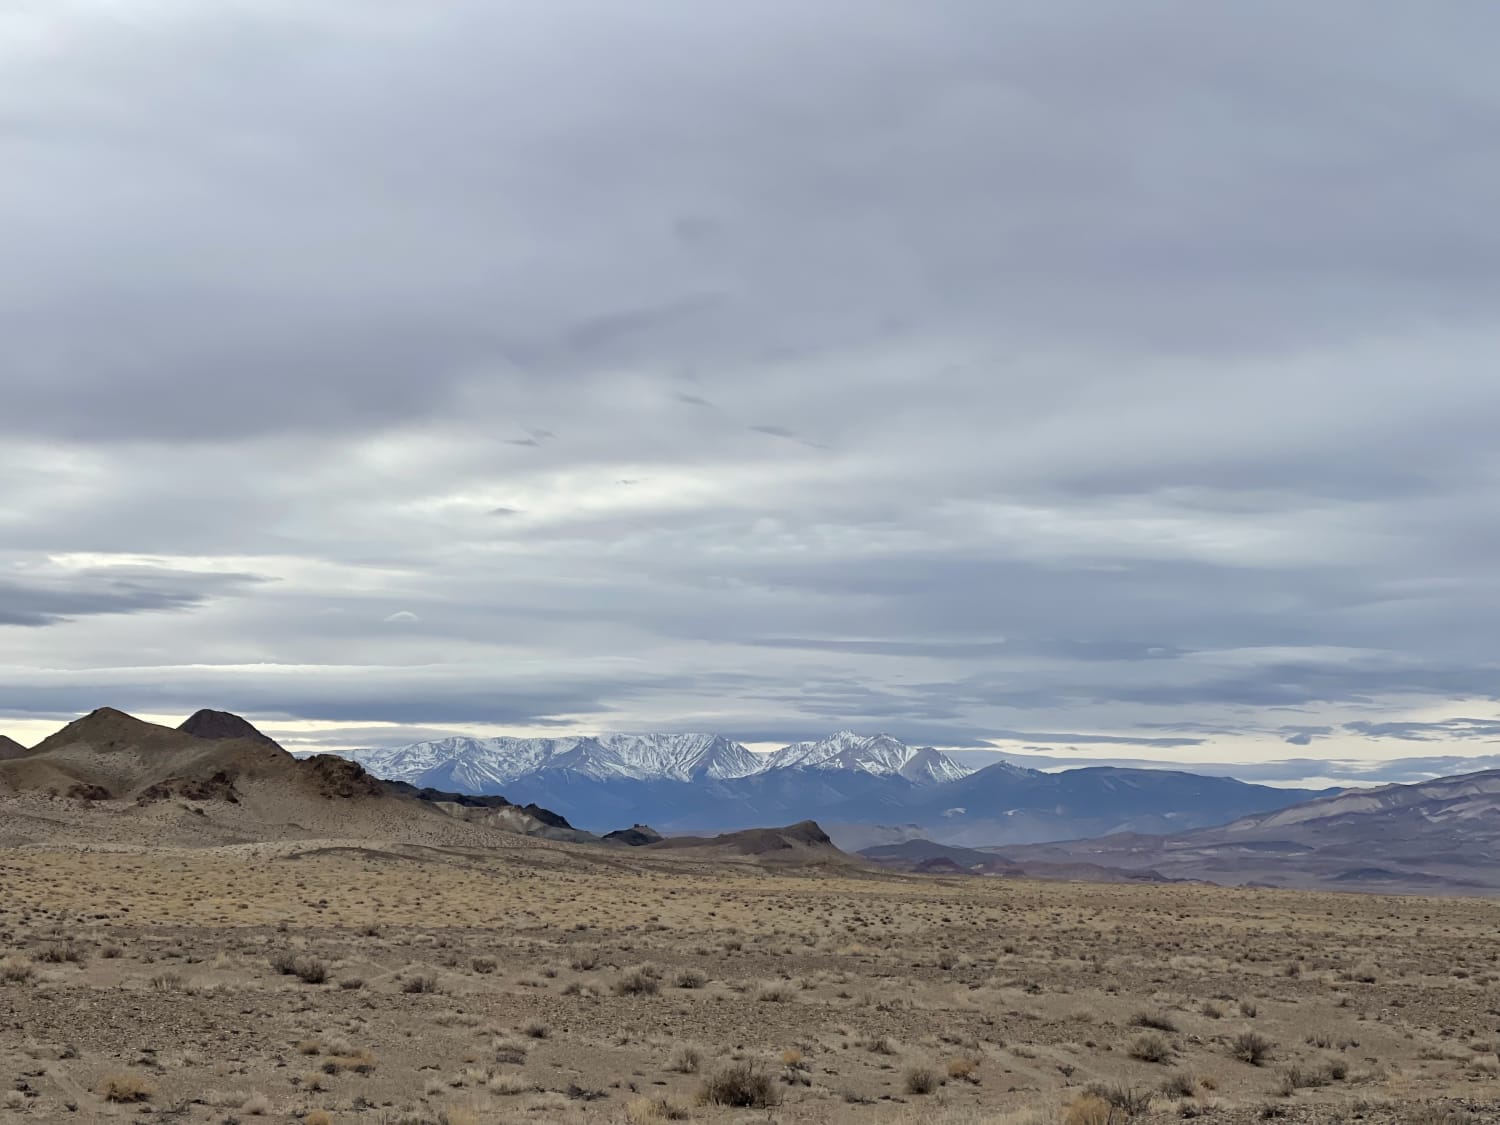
4, 1, 1500, 781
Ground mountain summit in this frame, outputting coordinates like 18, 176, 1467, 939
178, 709, 281, 747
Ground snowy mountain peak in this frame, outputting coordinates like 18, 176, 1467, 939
594, 733, 763, 780
339, 730, 973, 794
765, 732, 973, 783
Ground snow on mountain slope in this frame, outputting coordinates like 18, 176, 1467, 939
595, 733, 764, 780
342, 737, 586, 790
339, 730, 972, 792
765, 732, 972, 782
342, 732, 767, 789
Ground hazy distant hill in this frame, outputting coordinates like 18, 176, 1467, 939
991, 768, 1500, 894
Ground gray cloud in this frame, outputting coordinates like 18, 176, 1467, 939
0, 565, 267, 627
1343, 718, 1500, 742
4, 2, 1500, 767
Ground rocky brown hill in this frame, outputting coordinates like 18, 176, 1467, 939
0, 707, 570, 849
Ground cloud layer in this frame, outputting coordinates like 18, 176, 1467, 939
5, 2, 1500, 775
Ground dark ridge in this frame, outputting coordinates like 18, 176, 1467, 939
178, 709, 281, 747
0, 734, 27, 760
648, 819, 841, 855
603, 824, 664, 846
380, 779, 577, 830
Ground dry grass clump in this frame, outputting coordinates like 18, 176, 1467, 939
756, 980, 795, 1002
667, 1044, 703, 1074
471, 956, 497, 974
0, 956, 35, 985
675, 968, 707, 989
626, 1095, 691, 1123
240, 1092, 272, 1115
699, 1062, 779, 1108
1064, 1095, 1116, 1125
99, 1071, 155, 1103
303, 1111, 333, 1125
946, 1056, 980, 1083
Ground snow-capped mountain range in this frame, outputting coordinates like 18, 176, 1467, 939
340, 730, 973, 791
331, 729, 1332, 845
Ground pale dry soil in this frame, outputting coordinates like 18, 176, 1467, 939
2, 840, 1498, 1125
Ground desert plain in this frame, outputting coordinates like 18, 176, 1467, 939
3, 833, 1498, 1125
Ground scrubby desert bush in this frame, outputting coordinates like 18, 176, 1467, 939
904, 1064, 940, 1094
666, 1044, 703, 1073
402, 972, 439, 994
1086, 1081, 1153, 1115
36, 940, 86, 964
1159, 1071, 1196, 1098
0, 956, 36, 985
269, 952, 327, 984
614, 966, 661, 996
699, 1062, 779, 1108
471, 957, 496, 974
675, 968, 707, 989
1129, 1032, 1173, 1063
1231, 1031, 1274, 1066
1130, 1011, 1178, 1032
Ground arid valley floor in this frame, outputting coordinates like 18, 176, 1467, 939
3, 838, 1498, 1125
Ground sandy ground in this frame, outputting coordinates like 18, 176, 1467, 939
2, 839, 1498, 1125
